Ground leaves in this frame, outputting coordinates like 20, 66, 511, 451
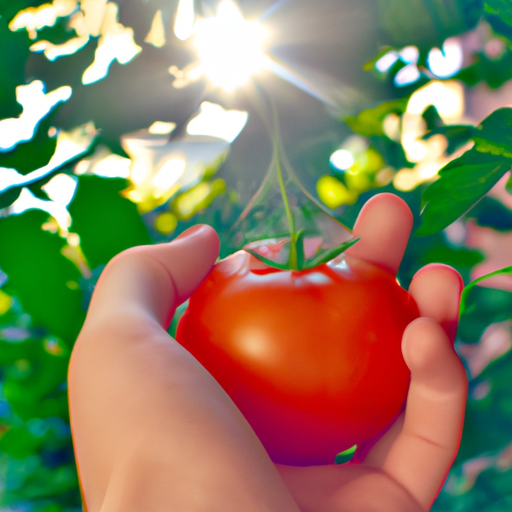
422, 124, 478, 154
0, 188, 22, 210
460, 265, 512, 315
344, 98, 408, 138
68, 175, 152, 269
0, 210, 85, 345
456, 49, 512, 89
418, 109, 512, 235
0, 16, 30, 119
484, 0, 512, 26
418, 151, 511, 235
0, 111, 58, 174
467, 196, 512, 230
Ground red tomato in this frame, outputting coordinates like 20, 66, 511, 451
176, 250, 419, 466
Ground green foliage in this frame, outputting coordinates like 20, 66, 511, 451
0, 112, 58, 175
419, 109, 512, 235
344, 98, 408, 138
0, 16, 30, 118
68, 175, 152, 269
0, 210, 85, 345
422, 124, 478, 155
418, 150, 511, 235
484, 0, 512, 26
376, 0, 483, 49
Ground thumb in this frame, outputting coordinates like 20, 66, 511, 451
84, 225, 220, 329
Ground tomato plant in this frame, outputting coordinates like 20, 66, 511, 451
176, 249, 419, 466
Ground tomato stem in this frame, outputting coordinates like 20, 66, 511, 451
271, 105, 298, 270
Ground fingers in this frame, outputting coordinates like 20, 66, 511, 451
84, 225, 220, 329
345, 193, 413, 275
408, 264, 464, 343
360, 264, 464, 469
381, 318, 468, 509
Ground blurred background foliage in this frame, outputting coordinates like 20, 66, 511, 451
2, 0, 512, 510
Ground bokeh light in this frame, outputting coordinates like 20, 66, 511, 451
428, 38, 463, 78
329, 149, 354, 171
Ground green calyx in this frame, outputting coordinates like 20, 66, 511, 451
245, 233, 360, 271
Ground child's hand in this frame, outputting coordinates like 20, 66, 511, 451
68, 225, 300, 512
68, 193, 467, 512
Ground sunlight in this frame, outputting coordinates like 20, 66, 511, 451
407, 80, 464, 121
393, 80, 464, 192
145, 9, 166, 48
0, 81, 72, 151
186, 101, 248, 142
9, 0, 77, 37
121, 128, 229, 213
192, 0, 268, 92
151, 157, 186, 199
81, 2, 141, 85
30, 37, 90, 61
149, 121, 176, 135
174, 0, 195, 41
41, 173, 77, 205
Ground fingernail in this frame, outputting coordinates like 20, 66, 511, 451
414, 263, 464, 293
174, 224, 206, 241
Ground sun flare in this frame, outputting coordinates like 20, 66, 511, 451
175, 0, 268, 92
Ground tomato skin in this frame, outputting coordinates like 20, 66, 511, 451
176, 250, 419, 466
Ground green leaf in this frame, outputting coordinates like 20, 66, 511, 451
467, 196, 512, 231
363, 46, 396, 71
419, 108, 512, 234
460, 265, 512, 314
456, 49, 512, 89
376, 0, 483, 49
421, 105, 444, 132
15, 463, 78, 500
243, 248, 289, 270
0, 210, 85, 344
344, 98, 408, 138
68, 176, 152, 268
335, 445, 357, 464
0, 16, 30, 119
458, 286, 512, 342
2, 338, 69, 421
485, 0, 512, 26
485, 12, 512, 40
423, 244, 484, 268
474, 108, 512, 157
303, 238, 360, 269
422, 124, 478, 154
0, 426, 43, 459
294, 230, 306, 270
0, 188, 21, 209
0, 111, 58, 174
418, 150, 512, 235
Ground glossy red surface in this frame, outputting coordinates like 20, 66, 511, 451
176, 251, 419, 466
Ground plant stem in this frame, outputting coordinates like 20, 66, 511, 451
271, 107, 298, 270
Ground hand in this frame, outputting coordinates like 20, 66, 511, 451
68, 193, 467, 512
68, 225, 301, 512
275, 193, 468, 512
